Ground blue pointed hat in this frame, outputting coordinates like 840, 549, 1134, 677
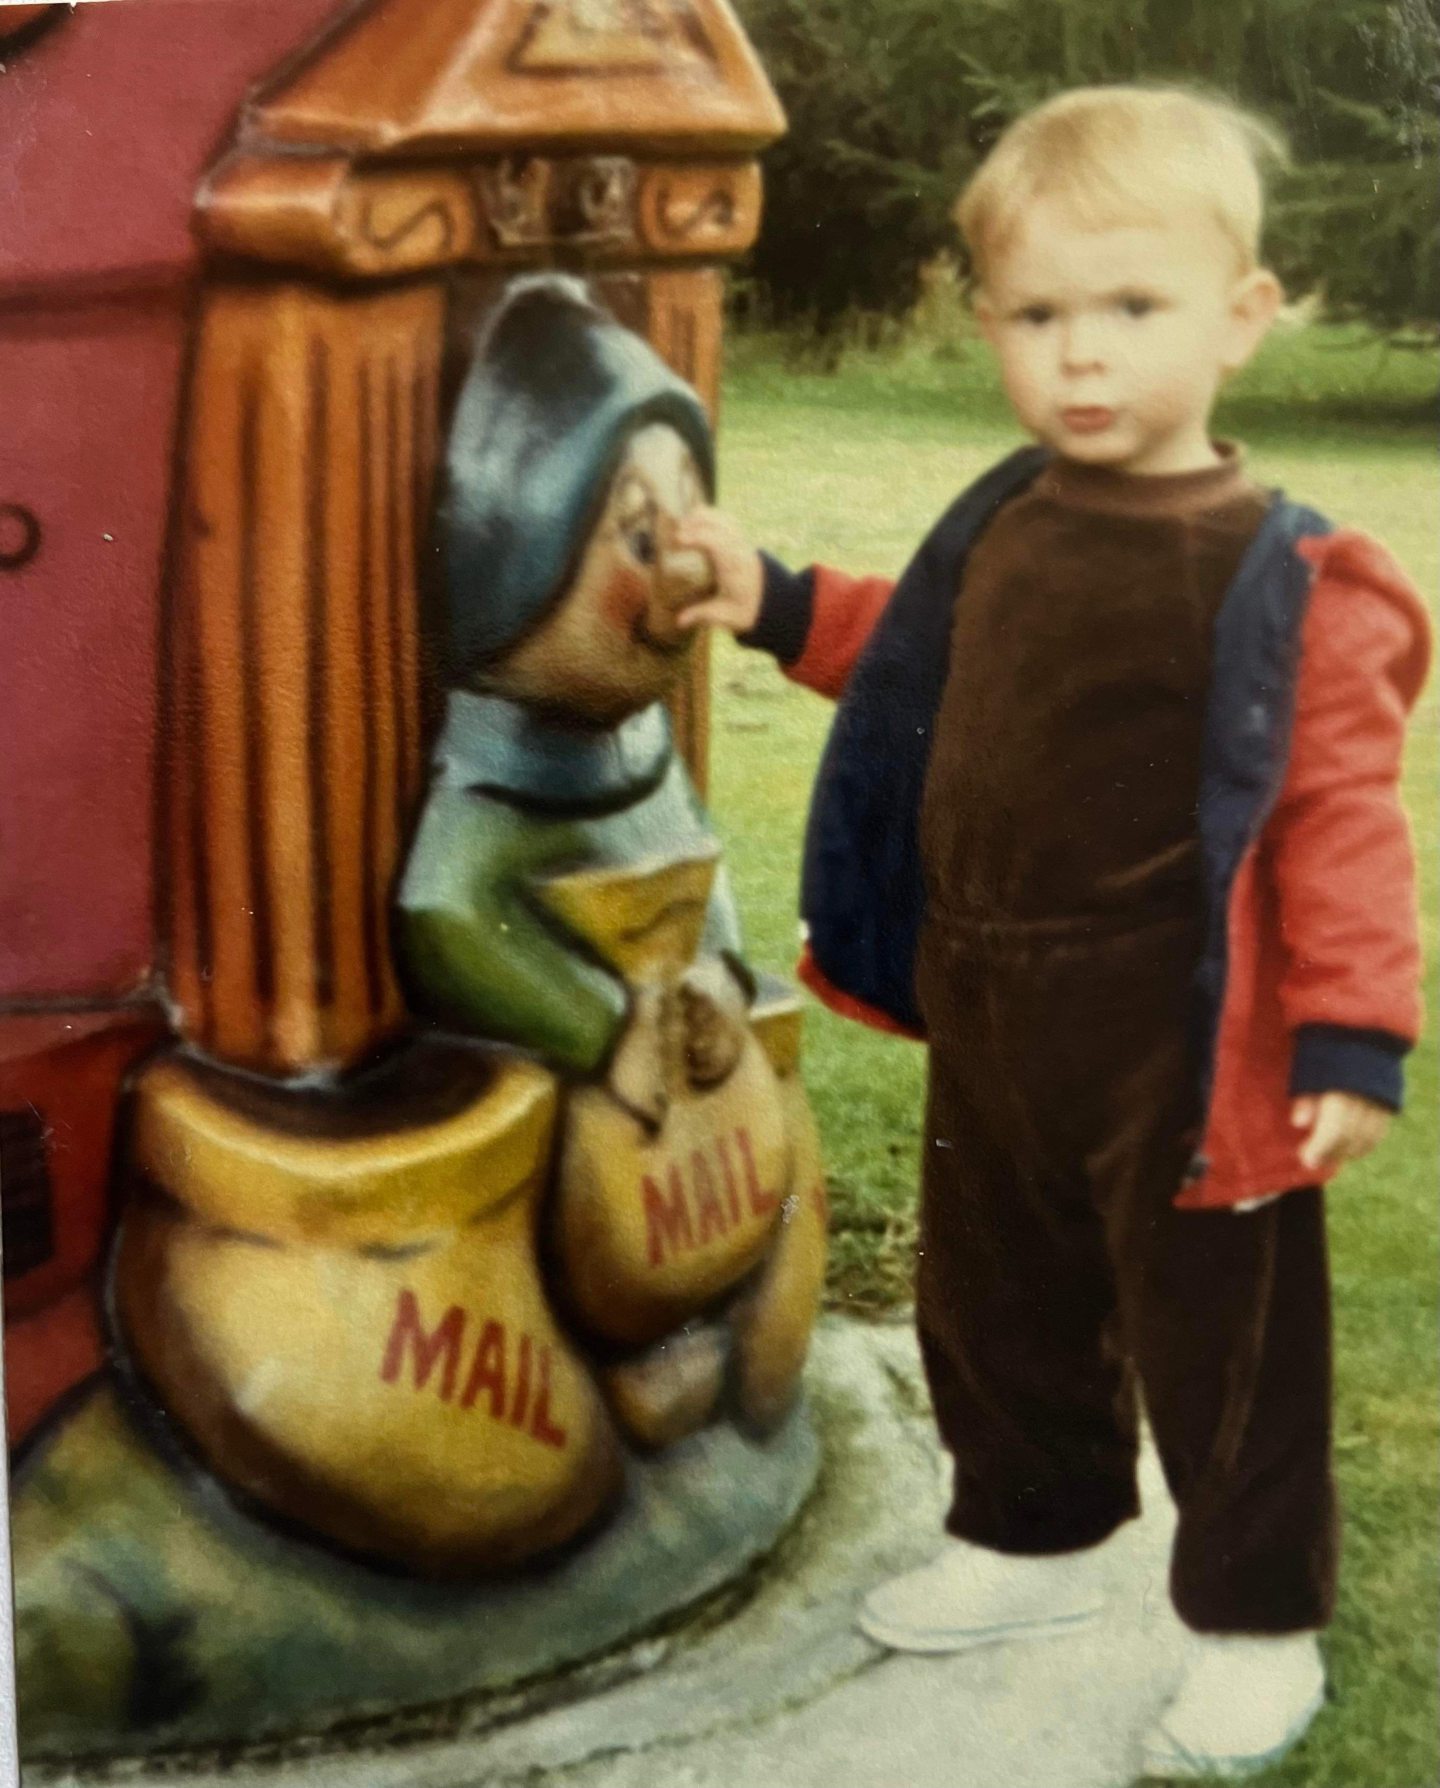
439, 276, 716, 679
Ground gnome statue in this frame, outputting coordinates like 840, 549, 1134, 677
399, 276, 826, 1447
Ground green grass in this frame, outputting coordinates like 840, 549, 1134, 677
708, 321, 1438, 1787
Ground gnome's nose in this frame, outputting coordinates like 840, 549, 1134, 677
656, 544, 717, 610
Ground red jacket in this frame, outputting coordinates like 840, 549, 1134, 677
769, 526, 1429, 1208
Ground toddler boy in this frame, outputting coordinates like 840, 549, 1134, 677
677, 86, 1429, 1777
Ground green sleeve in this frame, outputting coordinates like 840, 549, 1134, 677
396, 789, 627, 1077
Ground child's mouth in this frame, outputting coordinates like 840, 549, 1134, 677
1061, 407, 1116, 434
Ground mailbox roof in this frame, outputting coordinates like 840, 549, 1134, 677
243, 0, 785, 157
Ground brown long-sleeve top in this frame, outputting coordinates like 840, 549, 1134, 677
918, 447, 1271, 927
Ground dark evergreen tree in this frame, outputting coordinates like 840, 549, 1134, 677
733, 0, 1439, 332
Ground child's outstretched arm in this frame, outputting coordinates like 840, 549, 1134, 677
676, 507, 895, 700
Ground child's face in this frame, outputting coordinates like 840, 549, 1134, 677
976, 195, 1279, 475
485, 422, 714, 725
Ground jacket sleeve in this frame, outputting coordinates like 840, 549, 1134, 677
1267, 530, 1432, 1109
738, 555, 895, 700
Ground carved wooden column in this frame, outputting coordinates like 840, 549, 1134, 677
163, 0, 783, 1076
165, 282, 439, 1070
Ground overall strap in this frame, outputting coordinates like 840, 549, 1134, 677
800, 445, 1050, 1032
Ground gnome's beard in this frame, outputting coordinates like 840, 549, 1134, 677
478, 628, 696, 730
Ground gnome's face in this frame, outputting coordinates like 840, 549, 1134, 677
484, 423, 714, 726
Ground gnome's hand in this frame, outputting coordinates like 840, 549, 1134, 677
680, 960, 747, 1090
607, 986, 670, 1133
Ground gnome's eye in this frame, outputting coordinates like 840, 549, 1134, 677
625, 524, 658, 567
617, 485, 659, 568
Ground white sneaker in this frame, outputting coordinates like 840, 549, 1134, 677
856, 1536, 1106, 1654
1141, 1632, 1326, 1778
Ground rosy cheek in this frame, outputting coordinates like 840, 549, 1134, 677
599, 562, 653, 634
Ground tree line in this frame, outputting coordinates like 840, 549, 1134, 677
732, 0, 1439, 333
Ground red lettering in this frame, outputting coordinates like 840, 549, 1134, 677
717, 1133, 743, 1227
692, 1149, 728, 1244
644, 1165, 694, 1266
380, 1289, 465, 1402
737, 1126, 778, 1218
509, 1332, 533, 1430
529, 1345, 568, 1449
460, 1318, 508, 1416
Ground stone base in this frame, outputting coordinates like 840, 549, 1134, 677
18, 1320, 1203, 1788
11, 1372, 820, 1765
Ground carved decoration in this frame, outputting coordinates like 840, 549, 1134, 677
203, 153, 480, 277
203, 151, 759, 275
636, 160, 761, 256
507, 0, 714, 76
555, 153, 638, 243
480, 154, 555, 247
477, 152, 648, 254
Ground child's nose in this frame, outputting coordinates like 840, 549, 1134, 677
1060, 318, 1107, 372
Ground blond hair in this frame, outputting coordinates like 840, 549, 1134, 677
957, 85, 1286, 282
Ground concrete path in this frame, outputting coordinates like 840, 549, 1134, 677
39, 1318, 1193, 1788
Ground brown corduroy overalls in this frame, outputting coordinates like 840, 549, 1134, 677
913, 449, 1337, 1634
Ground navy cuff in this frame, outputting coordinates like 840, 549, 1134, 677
1289, 1024, 1409, 1111
737, 555, 814, 666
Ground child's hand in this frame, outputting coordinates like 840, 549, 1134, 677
672, 507, 764, 635
1291, 1091, 1392, 1173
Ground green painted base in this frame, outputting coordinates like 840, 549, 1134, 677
12, 1375, 820, 1764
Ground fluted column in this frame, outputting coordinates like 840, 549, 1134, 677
164, 281, 441, 1074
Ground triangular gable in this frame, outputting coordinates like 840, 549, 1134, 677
509, 0, 711, 75
242, 0, 783, 156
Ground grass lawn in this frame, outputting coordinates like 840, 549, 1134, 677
707, 321, 1438, 1788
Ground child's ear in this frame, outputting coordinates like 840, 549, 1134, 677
1223, 268, 1284, 373
972, 288, 1000, 347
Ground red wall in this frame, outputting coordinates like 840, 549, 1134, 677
0, 0, 343, 1003
1, 0, 349, 1444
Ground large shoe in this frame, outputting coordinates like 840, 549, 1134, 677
1140, 1632, 1325, 1778
856, 1536, 1107, 1654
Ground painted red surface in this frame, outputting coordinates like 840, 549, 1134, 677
0, 1008, 166, 1316
0, 1008, 165, 1439
4, 1289, 106, 1450
0, 0, 343, 1002
0, 0, 343, 291
1, 0, 344, 1437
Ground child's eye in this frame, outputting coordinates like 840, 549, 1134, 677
1014, 304, 1054, 326
1117, 294, 1157, 318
